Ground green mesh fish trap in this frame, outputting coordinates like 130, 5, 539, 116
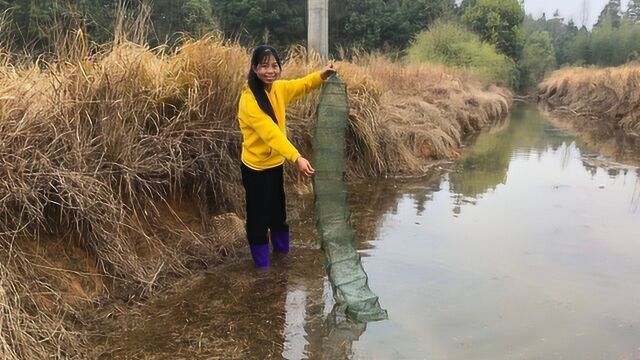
312, 74, 388, 322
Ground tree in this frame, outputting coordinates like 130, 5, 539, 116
329, 0, 348, 50
519, 30, 556, 89
522, 1, 640, 68
595, 0, 621, 28
566, 26, 591, 65
461, 0, 525, 60
380, 0, 455, 50
211, 0, 305, 49
555, 19, 579, 65
617, 18, 640, 63
625, 0, 640, 23
407, 21, 517, 86
331, 0, 455, 52
0, 0, 114, 50
591, 15, 618, 65
457, 0, 477, 15
403, 0, 456, 26
0, 0, 217, 50
151, 0, 216, 44
342, 0, 387, 50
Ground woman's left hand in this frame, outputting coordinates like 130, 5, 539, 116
320, 63, 336, 80
295, 156, 315, 177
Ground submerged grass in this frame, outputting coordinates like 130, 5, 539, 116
0, 34, 511, 358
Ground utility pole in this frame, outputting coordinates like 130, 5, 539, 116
581, 0, 590, 27
308, 0, 328, 60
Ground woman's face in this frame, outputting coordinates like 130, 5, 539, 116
253, 55, 281, 87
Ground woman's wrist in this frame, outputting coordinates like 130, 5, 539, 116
320, 63, 335, 80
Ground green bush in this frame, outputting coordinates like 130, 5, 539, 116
407, 21, 517, 87
519, 30, 556, 89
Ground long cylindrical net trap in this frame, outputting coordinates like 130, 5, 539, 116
312, 74, 388, 322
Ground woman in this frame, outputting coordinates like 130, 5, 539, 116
238, 45, 335, 268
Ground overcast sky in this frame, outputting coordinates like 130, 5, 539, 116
523, 0, 628, 27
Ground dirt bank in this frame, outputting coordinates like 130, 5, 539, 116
0, 36, 511, 358
537, 66, 640, 162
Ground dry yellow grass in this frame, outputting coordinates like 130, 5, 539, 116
0, 36, 511, 358
538, 66, 640, 135
284, 50, 512, 178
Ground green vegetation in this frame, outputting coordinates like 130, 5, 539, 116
0, 28, 512, 358
211, 0, 456, 51
523, 0, 640, 69
408, 0, 528, 88
0, 0, 456, 53
150, 0, 216, 43
407, 21, 517, 86
0, 0, 217, 50
461, 0, 525, 60
3, 0, 640, 88
210, 0, 306, 49
519, 30, 556, 89
336, 0, 455, 50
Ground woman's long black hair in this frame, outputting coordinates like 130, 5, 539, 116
248, 45, 282, 124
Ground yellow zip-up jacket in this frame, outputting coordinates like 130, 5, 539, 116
238, 71, 324, 170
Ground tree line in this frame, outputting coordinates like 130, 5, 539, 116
1, 0, 639, 89
519, 0, 640, 87
0, 0, 455, 52
0, 0, 522, 84
0, 0, 217, 49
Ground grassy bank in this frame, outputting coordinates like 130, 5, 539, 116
0, 35, 511, 358
537, 66, 640, 158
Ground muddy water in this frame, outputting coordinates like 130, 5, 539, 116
95, 104, 640, 359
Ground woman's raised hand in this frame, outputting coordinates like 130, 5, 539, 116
320, 63, 336, 80
295, 156, 315, 177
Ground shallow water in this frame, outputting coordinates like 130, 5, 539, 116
97, 104, 640, 359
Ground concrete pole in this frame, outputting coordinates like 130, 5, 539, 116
308, 0, 329, 60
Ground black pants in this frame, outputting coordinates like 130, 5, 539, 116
241, 163, 289, 245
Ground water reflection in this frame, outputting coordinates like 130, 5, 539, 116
348, 173, 445, 245
93, 248, 369, 359
633, 175, 640, 212
449, 106, 575, 200
303, 302, 367, 359
278, 261, 369, 360
93, 104, 640, 359
351, 104, 640, 359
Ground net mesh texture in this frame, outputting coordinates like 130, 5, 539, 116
312, 74, 388, 322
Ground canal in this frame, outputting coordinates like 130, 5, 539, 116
94, 104, 640, 359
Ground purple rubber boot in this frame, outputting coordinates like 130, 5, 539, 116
249, 243, 270, 269
271, 231, 290, 254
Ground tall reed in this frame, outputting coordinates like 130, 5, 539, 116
0, 35, 511, 358
538, 66, 640, 134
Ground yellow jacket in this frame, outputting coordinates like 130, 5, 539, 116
238, 71, 324, 170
